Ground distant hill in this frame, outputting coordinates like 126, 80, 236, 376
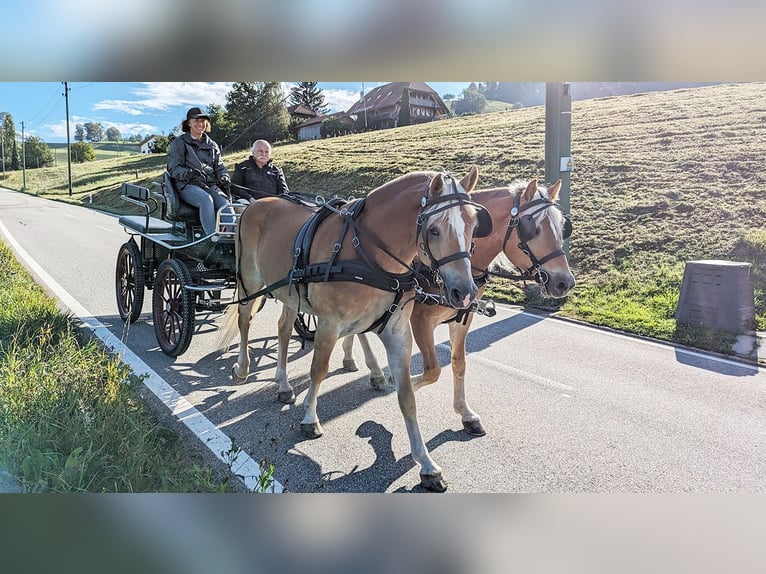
458, 82, 723, 108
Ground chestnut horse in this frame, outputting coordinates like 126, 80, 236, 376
343, 179, 575, 436
217, 167, 489, 491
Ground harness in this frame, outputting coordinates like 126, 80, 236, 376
234, 174, 487, 334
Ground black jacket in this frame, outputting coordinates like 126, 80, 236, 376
231, 157, 289, 200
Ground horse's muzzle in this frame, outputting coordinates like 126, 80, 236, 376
446, 280, 478, 309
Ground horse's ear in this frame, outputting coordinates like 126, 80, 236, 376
460, 165, 479, 194
548, 179, 562, 201
429, 173, 445, 197
523, 179, 538, 201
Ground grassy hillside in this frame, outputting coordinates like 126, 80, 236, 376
2, 83, 765, 355
49, 142, 142, 163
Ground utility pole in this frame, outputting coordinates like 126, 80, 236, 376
63, 82, 73, 196
21, 121, 26, 190
544, 82, 572, 253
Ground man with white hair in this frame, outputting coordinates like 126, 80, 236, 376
230, 139, 290, 202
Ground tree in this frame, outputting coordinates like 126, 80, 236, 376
70, 141, 96, 163
442, 93, 455, 100
150, 135, 170, 154
206, 103, 235, 147
320, 116, 343, 138
2, 112, 19, 170
23, 136, 54, 168
84, 122, 104, 142
224, 82, 289, 150
453, 87, 487, 115
74, 124, 85, 142
289, 82, 330, 114
106, 126, 121, 142
397, 87, 411, 127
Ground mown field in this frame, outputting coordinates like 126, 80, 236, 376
2, 82, 765, 356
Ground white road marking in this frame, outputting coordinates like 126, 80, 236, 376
0, 220, 281, 493
435, 342, 578, 394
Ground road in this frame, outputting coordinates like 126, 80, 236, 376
1, 187, 765, 493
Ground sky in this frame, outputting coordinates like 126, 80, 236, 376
0, 82, 473, 144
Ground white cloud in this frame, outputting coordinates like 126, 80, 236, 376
322, 89, 362, 113
94, 82, 234, 115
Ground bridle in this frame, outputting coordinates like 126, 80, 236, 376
416, 173, 492, 281
492, 187, 572, 286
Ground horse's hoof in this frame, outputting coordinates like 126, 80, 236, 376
462, 420, 486, 437
420, 472, 448, 492
277, 390, 296, 404
370, 375, 394, 391
342, 359, 359, 372
300, 422, 323, 439
231, 366, 248, 384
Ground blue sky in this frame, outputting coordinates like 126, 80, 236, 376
0, 82, 472, 144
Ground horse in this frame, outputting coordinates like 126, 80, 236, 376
217, 166, 491, 492
342, 178, 575, 436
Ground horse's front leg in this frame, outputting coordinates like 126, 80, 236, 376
410, 312, 441, 392
300, 326, 339, 439
448, 318, 485, 436
379, 319, 447, 492
232, 299, 257, 383
343, 333, 391, 390
275, 304, 298, 403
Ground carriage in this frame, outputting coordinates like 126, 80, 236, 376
114, 173, 314, 357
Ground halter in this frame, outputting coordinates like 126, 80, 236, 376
496, 187, 572, 285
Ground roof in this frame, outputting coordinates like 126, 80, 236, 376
287, 104, 319, 117
346, 82, 447, 115
139, 135, 157, 145
297, 112, 353, 129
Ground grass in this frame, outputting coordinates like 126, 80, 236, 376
2, 82, 765, 353
0, 241, 244, 492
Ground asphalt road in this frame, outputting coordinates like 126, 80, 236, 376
2, 187, 765, 493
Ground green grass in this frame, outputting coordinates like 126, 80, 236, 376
2, 82, 765, 355
0, 241, 239, 492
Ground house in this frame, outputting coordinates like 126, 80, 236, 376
287, 103, 319, 124
345, 82, 450, 130
139, 135, 158, 154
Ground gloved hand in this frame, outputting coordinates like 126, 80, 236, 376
184, 168, 203, 182
218, 175, 231, 191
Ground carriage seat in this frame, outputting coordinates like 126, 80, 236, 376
162, 171, 200, 224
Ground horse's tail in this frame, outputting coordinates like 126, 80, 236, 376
216, 303, 241, 353
216, 292, 265, 353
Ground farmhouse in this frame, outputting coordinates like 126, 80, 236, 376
139, 135, 158, 154
345, 82, 450, 130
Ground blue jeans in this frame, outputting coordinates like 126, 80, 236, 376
179, 184, 234, 236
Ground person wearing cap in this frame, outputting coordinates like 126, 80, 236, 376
167, 106, 233, 235
230, 139, 290, 202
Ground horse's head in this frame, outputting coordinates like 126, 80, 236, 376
416, 166, 489, 308
499, 179, 575, 298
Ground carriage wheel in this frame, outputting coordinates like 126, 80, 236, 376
293, 313, 316, 341
115, 240, 145, 323
152, 258, 195, 357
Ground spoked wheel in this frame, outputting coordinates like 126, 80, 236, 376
152, 258, 195, 357
115, 240, 145, 323
293, 312, 317, 341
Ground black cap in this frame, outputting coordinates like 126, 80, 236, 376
186, 107, 210, 121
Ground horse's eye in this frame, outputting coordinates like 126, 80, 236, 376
429, 227, 440, 237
